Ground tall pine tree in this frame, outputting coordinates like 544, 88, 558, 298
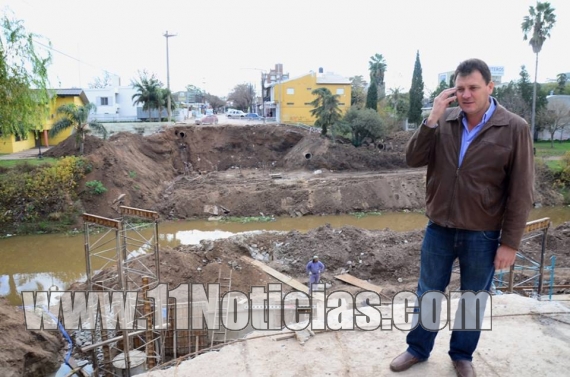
408, 50, 424, 125
366, 82, 378, 111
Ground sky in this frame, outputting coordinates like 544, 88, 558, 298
2, 0, 569, 98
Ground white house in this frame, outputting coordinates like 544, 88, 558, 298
538, 95, 570, 141
83, 76, 138, 122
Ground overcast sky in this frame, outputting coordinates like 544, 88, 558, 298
2, 0, 569, 97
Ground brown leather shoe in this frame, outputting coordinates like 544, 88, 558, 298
389, 351, 424, 372
452, 360, 476, 377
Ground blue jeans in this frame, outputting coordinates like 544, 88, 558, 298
406, 221, 499, 361
309, 273, 320, 292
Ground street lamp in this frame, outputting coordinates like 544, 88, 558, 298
164, 31, 177, 123
241, 67, 267, 124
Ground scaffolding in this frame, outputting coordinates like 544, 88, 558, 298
82, 206, 163, 376
494, 217, 557, 300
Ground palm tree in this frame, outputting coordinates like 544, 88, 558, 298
369, 53, 387, 99
48, 103, 107, 155
310, 88, 342, 139
131, 71, 161, 121
522, 1, 556, 140
556, 73, 567, 94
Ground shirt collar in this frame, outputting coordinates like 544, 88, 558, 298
460, 96, 497, 127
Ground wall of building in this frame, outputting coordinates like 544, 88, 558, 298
84, 86, 138, 120
0, 133, 36, 154
272, 73, 351, 125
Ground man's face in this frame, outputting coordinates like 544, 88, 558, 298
455, 70, 494, 118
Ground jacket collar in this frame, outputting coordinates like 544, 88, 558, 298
445, 97, 510, 127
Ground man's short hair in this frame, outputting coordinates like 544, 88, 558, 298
455, 59, 492, 84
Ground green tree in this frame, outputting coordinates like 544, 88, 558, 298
408, 50, 425, 125
522, 1, 557, 140
0, 13, 52, 138
369, 53, 387, 100
205, 93, 226, 111
430, 80, 449, 102
518, 65, 534, 110
310, 88, 342, 138
131, 70, 161, 121
366, 82, 378, 111
350, 75, 367, 109
156, 87, 174, 120
48, 103, 107, 155
88, 72, 113, 89
386, 87, 409, 120
341, 107, 386, 147
556, 73, 567, 94
228, 83, 255, 111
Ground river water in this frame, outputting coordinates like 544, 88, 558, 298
1, 207, 569, 305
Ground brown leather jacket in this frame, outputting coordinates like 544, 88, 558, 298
406, 102, 534, 250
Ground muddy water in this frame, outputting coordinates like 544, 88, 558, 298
1, 208, 569, 305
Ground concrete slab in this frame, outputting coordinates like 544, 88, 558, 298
0, 147, 52, 160
148, 295, 570, 377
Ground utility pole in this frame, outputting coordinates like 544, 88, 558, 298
164, 31, 177, 123
261, 72, 266, 124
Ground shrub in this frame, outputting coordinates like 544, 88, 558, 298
85, 180, 107, 195
0, 156, 88, 225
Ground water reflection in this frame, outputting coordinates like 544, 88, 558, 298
1, 207, 569, 305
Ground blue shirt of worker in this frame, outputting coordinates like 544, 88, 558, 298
306, 260, 325, 274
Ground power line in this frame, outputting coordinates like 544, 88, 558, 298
33, 39, 119, 78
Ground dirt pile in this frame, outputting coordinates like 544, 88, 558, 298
42, 124, 565, 223
282, 133, 407, 171
70, 237, 289, 294
43, 125, 416, 220
0, 298, 63, 377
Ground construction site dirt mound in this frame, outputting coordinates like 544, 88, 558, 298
0, 298, 63, 377
44, 134, 105, 157
282, 133, 407, 171
43, 125, 421, 220
42, 124, 564, 222
70, 220, 570, 300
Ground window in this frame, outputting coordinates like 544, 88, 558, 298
307, 88, 312, 91
286, 102, 294, 105
304, 102, 313, 106
100, 97, 109, 106
338, 103, 345, 105
336, 88, 345, 95
286, 88, 294, 95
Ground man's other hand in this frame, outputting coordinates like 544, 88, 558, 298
494, 244, 517, 271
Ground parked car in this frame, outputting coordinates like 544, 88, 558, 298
195, 114, 218, 125
226, 109, 246, 118
244, 113, 264, 120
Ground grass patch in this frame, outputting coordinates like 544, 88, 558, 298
221, 216, 275, 223
350, 211, 382, 219
545, 160, 563, 171
534, 141, 570, 157
0, 157, 57, 169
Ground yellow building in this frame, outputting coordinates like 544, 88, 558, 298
269, 71, 351, 125
0, 89, 89, 154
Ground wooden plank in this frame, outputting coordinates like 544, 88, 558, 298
240, 256, 309, 294
334, 274, 382, 294
524, 217, 550, 234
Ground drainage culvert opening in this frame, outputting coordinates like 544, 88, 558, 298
377, 143, 385, 150
179, 131, 186, 138
305, 153, 312, 160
